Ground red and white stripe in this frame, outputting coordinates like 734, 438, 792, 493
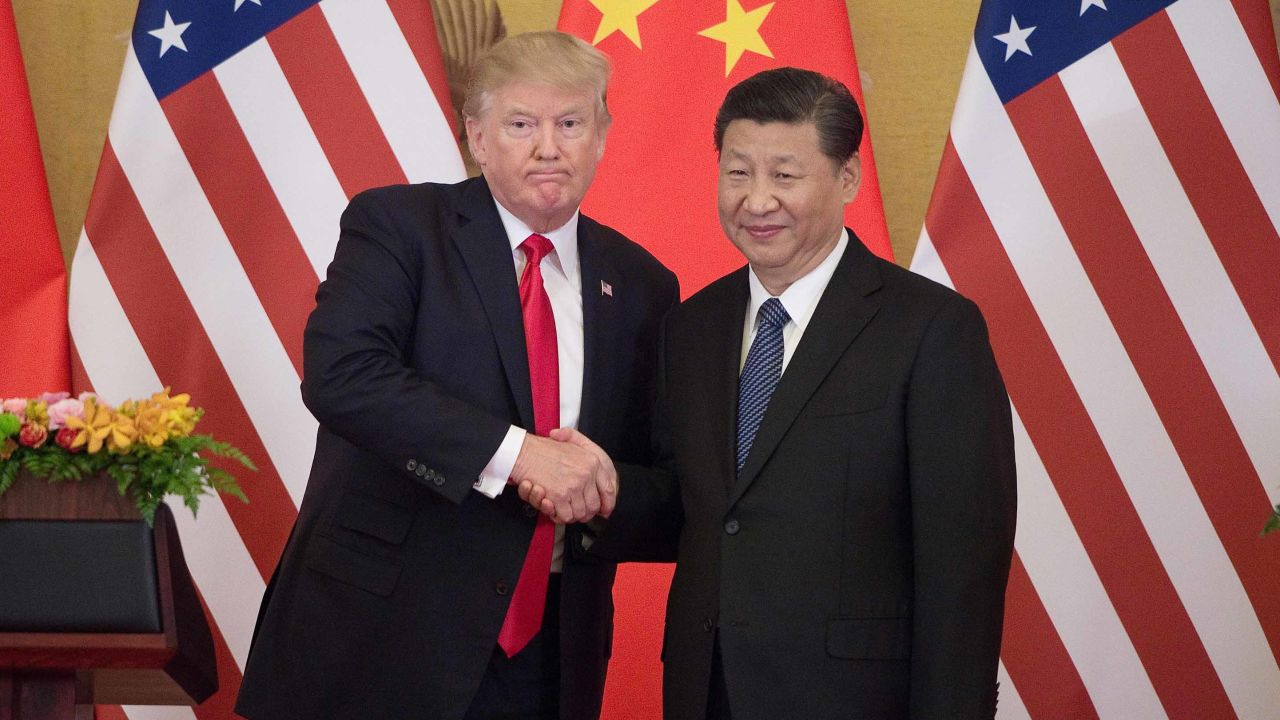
69, 2, 463, 718
914, 0, 1280, 717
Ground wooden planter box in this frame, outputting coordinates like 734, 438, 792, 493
0, 471, 140, 521
0, 471, 217, 719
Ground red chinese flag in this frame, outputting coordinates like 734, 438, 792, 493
558, 2, 892, 717
0, 0, 70, 397
560, 0, 892, 295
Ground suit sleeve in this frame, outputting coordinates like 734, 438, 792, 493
300, 192, 511, 505
905, 296, 1017, 719
575, 296, 684, 563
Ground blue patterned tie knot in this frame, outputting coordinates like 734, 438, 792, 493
736, 298, 790, 475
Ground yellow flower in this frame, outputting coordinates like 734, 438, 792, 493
106, 411, 138, 453
151, 388, 198, 437
24, 400, 49, 428
64, 398, 114, 454
117, 399, 139, 418
132, 402, 170, 448
57, 392, 200, 455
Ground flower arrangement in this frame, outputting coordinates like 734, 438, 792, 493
0, 389, 251, 523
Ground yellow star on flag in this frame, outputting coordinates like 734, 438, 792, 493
697, 0, 775, 76
588, 0, 662, 48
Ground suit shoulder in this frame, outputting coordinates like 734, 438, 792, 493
581, 215, 678, 287
345, 179, 465, 221
332, 181, 473, 281
340, 179, 478, 248
875, 255, 980, 317
677, 267, 746, 315
662, 267, 747, 340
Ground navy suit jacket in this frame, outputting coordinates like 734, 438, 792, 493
236, 176, 678, 720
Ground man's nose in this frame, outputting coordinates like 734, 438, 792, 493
743, 178, 779, 214
533, 124, 559, 159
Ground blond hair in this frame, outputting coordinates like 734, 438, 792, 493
462, 31, 611, 121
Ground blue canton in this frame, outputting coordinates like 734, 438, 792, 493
975, 0, 1178, 104
132, 0, 321, 99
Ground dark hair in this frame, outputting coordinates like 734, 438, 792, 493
713, 67, 863, 166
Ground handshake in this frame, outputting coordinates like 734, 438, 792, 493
508, 428, 617, 524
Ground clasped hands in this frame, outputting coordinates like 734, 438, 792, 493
509, 428, 616, 523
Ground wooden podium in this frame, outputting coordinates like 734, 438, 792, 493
0, 473, 218, 719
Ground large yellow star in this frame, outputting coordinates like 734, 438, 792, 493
697, 0, 775, 76
588, 0, 662, 48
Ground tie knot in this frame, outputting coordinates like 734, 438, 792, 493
758, 298, 790, 330
521, 234, 554, 267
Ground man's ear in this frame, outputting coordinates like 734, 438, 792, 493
841, 153, 861, 204
594, 114, 611, 161
465, 115, 486, 167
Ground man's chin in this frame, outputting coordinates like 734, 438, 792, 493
529, 181, 570, 204
521, 201, 579, 233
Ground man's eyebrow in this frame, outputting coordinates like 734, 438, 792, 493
722, 148, 800, 163
499, 104, 591, 120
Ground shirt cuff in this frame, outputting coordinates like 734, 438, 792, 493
473, 425, 527, 498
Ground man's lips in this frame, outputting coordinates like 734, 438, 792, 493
743, 224, 785, 240
528, 169, 569, 181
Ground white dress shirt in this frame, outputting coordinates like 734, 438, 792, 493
472, 200, 584, 570
741, 230, 849, 373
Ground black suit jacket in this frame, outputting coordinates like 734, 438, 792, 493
235, 177, 678, 720
591, 232, 1016, 720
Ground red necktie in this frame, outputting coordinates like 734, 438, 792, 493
497, 233, 559, 657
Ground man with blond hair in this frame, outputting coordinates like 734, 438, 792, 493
236, 31, 677, 720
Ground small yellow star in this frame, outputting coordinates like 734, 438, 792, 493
588, 0, 662, 48
697, 0, 775, 76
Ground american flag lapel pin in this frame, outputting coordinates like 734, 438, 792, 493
600, 280, 613, 297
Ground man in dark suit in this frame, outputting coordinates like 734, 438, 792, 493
235, 31, 678, 720
544, 67, 1016, 719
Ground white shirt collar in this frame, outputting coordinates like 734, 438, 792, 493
493, 199, 580, 286
745, 229, 849, 335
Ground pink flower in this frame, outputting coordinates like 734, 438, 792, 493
1, 398, 26, 417
47, 398, 85, 429
77, 392, 99, 404
38, 391, 71, 405
18, 422, 48, 448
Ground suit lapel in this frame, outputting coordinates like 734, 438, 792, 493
705, 270, 751, 493
576, 216, 618, 437
451, 178, 535, 432
729, 233, 883, 507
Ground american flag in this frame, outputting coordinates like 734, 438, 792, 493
67, 1, 463, 718
912, 0, 1280, 717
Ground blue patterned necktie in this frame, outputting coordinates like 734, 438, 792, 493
737, 298, 791, 475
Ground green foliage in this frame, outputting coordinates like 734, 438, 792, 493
0, 460, 17, 494
1264, 506, 1280, 537
0, 434, 252, 525
0, 413, 20, 438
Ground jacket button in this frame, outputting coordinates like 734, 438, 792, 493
406, 459, 417, 471
415, 465, 428, 477
495, 582, 510, 596
702, 618, 714, 632
724, 519, 740, 535
433, 475, 446, 487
